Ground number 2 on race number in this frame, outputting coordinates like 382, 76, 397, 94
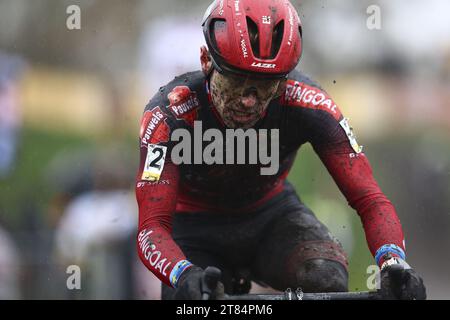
142, 144, 167, 182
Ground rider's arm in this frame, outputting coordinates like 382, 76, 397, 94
284, 79, 406, 267
315, 139, 406, 267
135, 103, 193, 288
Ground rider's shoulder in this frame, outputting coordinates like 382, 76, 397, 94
146, 70, 206, 111
143, 71, 205, 135
286, 69, 324, 90
281, 69, 342, 121
139, 71, 203, 146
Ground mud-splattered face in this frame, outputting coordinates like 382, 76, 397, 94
209, 71, 283, 129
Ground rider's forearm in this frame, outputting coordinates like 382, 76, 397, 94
318, 150, 406, 267
353, 191, 405, 266
137, 225, 192, 288
136, 161, 193, 287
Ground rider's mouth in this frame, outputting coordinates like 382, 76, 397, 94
230, 109, 257, 122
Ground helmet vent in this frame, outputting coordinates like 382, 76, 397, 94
210, 19, 227, 54
246, 17, 260, 58
270, 20, 284, 59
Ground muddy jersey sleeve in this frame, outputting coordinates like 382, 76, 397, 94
282, 73, 406, 266
135, 77, 204, 287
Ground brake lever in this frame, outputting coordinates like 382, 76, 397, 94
201, 266, 222, 300
388, 263, 405, 283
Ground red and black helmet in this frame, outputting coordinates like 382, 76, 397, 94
202, 0, 303, 79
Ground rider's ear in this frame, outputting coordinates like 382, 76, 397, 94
200, 46, 213, 76
274, 79, 288, 98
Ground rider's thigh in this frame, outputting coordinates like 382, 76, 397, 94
294, 258, 348, 292
252, 201, 349, 292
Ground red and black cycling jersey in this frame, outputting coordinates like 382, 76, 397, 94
136, 69, 405, 287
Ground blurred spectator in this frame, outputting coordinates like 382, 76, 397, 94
0, 51, 25, 299
55, 189, 138, 299
49, 145, 160, 299
138, 15, 205, 94
0, 225, 20, 299
0, 51, 24, 178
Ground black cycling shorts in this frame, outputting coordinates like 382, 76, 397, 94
164, 182, 348, 296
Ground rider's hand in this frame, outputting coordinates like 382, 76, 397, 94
174, 265, 225, 300
380, 256, 426, 300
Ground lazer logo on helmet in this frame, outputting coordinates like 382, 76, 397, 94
251, 62, 276, 69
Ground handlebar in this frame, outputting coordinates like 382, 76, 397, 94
201, 266, 383, 300
223, 290, 382, 300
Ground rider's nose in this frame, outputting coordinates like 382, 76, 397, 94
241, 88, 257, 108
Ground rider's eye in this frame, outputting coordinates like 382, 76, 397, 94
242, 87, 258, 97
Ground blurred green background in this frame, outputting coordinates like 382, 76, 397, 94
0, 0, 449, 299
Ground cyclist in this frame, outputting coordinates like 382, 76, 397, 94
135, 0, 426, 300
